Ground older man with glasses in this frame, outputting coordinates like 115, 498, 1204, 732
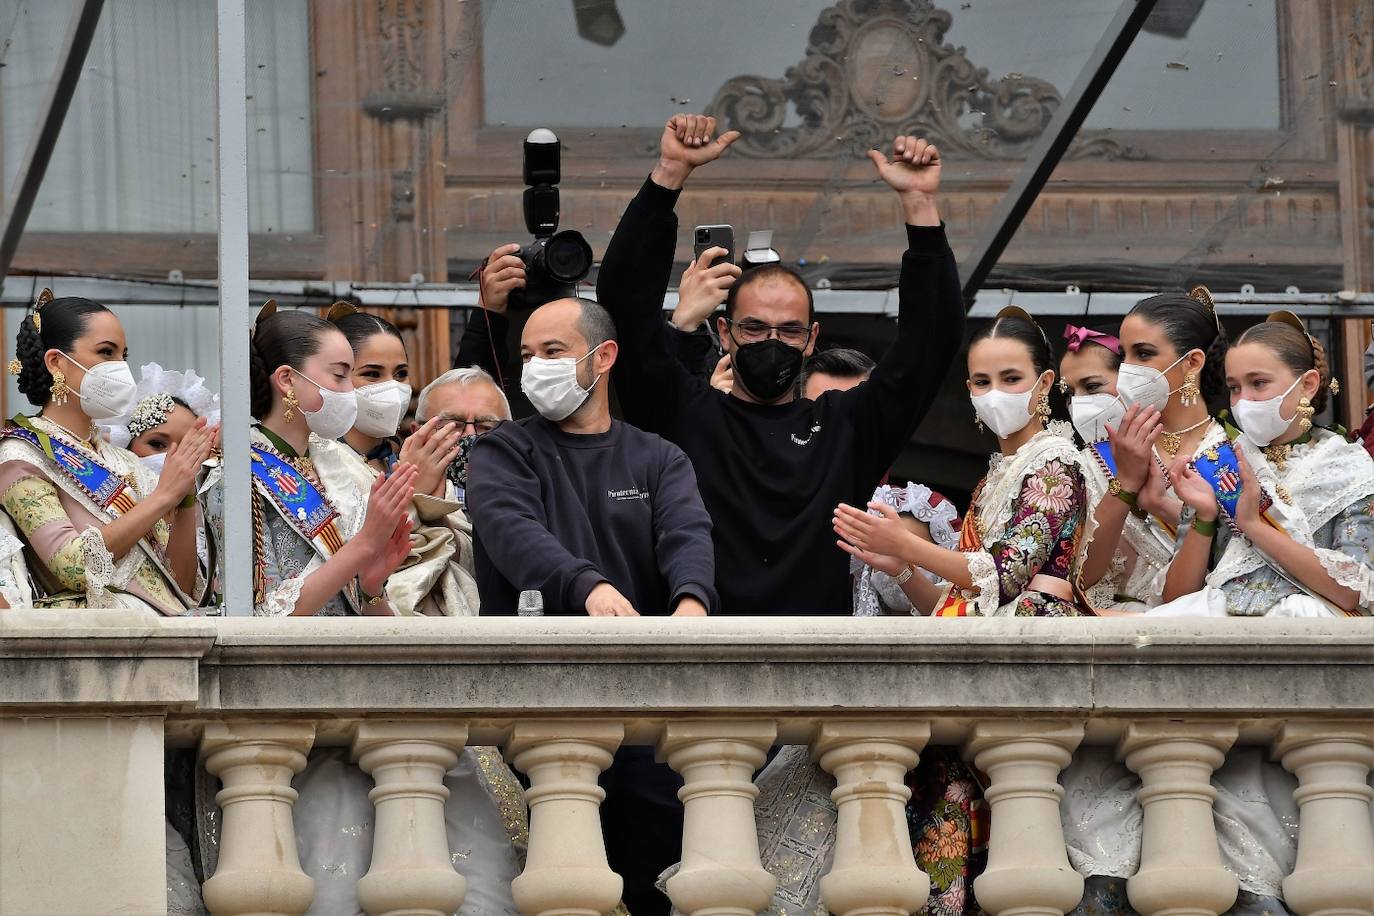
415, 366, 512, 506
595, 112, 965, 616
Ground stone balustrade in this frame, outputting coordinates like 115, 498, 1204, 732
2, 612, 1372, 916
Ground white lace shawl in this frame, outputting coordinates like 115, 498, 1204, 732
1078, 453, 1176, 611
1206, 430, 1374, 607
959, 422, 1087, 616
253, 430, 369, 617
851, 483, 960, 616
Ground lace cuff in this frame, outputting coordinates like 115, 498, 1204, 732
0, 526, 23, 564
1314, 548, 1374, 609
256, 576, 305, 617
963, 549, 1002, 616
82, 527, 142, 607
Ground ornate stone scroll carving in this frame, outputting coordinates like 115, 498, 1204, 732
708, 0, 1137, 160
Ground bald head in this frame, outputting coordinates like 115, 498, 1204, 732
522, 297, 617, 354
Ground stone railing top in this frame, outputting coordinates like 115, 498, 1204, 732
3, 612, 1372, 746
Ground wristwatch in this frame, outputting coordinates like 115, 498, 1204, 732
894, 564, 917, 586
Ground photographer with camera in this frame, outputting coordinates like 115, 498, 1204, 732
596, 113, 964, 615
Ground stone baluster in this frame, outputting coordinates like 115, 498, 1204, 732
817, 720, 932, 916
660, 720, 778, 916
967, 721, 1084, 916
351, 722, 470, 916
200, 722, 316, 916
508, 721, 625, 916
1274, 722, 1374, 916
1120, 723, 1239, 916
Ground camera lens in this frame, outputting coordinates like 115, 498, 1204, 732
696, 229, 708, 242
539, 230, 593, 283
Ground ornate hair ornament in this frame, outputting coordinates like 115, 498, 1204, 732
325, 300, 359, 322
126, 393, 176, 442
1266, 309, 1340, 396
1062, 324, 1122, 355
1188, 285, 1224, 335
253, 298, 278, 334
30, 287, 53, 333
9, 288, 54, 374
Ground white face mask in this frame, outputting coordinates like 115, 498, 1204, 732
291, 369, 358, 440
521, 344, 603, 422
970, 379, 1041, 440
64, 355, 138, 421
1116, 353, 1188, 411
139, 452, 167, 476
1233, 375, 1303, 448
1069, 392, 1126, 444
353, 380, 411, 438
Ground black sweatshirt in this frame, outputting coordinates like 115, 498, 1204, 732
466, 414, 718, 615
596, 177, 964, 615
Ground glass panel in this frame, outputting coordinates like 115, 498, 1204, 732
995, 0, 1326, 294
0, 0, 312, 234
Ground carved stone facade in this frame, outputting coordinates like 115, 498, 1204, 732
311, 0, 450, 383
1333, 0, 1374, 415
709, 0, 1135, 162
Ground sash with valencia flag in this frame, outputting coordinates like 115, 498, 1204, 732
250, 443, 346, 560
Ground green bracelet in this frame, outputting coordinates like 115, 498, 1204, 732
1112, 486, 1139, 509
178, 492, 198, 510
1191, 516, 1217, 538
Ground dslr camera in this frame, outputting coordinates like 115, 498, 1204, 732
510, 128, 593, 309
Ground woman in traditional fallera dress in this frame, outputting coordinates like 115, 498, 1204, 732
0, 291, 216, 614
328, 301, 482, 616
193, 303, 524, 916
100, 362, 224, 603
1058, 325, 1175, 614
834, 307, 1091, 619
1151, 311, 1374, 618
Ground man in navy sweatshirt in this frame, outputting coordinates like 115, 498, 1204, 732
596, 113, 964, 615
466, 296, 715, 916
466, 296, 716, 617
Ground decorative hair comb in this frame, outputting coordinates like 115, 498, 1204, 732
1188, 285, 1223, 335
254, 299, 278, 333
326, 300, 358, 322
1267, 309, 1340, 396
996, 305, 1051, 347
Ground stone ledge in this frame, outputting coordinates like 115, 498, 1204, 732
2, 612, 1370, 720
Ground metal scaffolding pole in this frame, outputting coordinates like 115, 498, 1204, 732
0, 0, 105, 280
216, 0, 251, 615
959, 0, 1159, 303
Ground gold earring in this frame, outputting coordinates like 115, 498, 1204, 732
50, 370, 70, 405
973, 411, 985, 433
1297, 396, 1313, 433
1179, 370, 1201, 407
283, 387, 300, 423
1038, 392, 1052, 421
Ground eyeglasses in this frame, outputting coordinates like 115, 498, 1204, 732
725, 318, 812, 347
438, 416, 503, 435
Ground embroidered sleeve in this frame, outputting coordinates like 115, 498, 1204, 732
1, 475, 90, 591
1313, 493, 1374, 610
980, 458, 1087, 608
